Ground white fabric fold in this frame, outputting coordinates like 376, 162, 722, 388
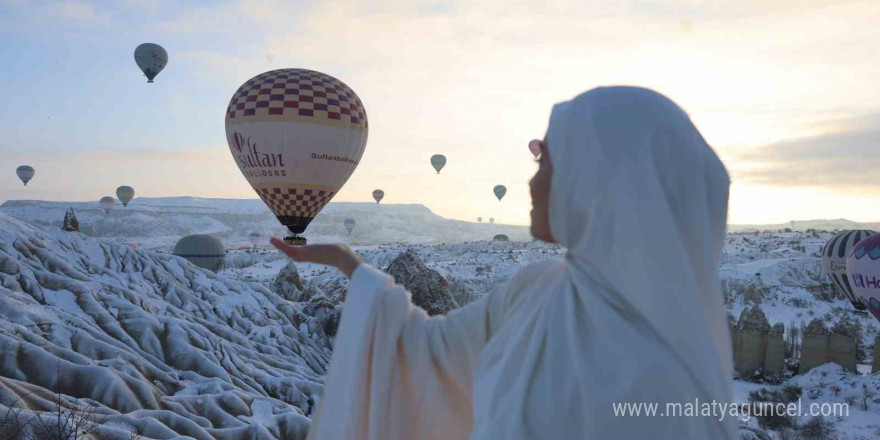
307, 87, 737, 440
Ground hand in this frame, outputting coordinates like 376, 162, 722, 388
270, 238, 362, 278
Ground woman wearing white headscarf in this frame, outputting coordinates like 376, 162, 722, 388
272, 86, 737, 439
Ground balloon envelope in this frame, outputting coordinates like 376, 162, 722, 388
430, 154, 446, 174
489, 217, 494, 224
823, 230, 874, 310
372, 189, 384, 204
134, 43, 168, 83
173, 234, 226, 272
493, 185, 506, 201
344, 218, 356, 234
248, 232, 261, 246
16, 165, 34, 186
477, 217, 482, 223
846, 233, 880, 322
528, 139, 542, 158
116, 186, 135, 207
100, 196, 115, 213
225, 69, 368, 236
493, 234, 509, 242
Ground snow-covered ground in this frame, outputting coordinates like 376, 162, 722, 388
1, 199, 879, 439
0, 197, 531, 250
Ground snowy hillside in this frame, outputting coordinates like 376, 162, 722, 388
0, 197, 531, 250
0, 212, 331, 439
1, 209, 879, 438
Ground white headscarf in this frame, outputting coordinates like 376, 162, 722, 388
546, 86, 735, 422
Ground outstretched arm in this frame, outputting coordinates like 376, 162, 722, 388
272, 238, 506, 440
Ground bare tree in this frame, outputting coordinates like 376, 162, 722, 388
25, 361, 105, 440
0, 399, 31, 440
27, 393, 104, 440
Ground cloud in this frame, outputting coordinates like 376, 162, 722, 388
729, 113, 880, 189
49, 1, 111, 23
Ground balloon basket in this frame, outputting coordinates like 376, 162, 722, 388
284, 236, 307, 246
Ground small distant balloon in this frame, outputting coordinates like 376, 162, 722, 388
116, 186, 135, 207
493, 185, 506, 201
477, 217, 483, 223
100, 196, 115, 214
679, 19, 694, 33
372, 189, 384, 204
266, 52, 275, 63
493, 234, 509, 242
489, 217, 495, 224
134, 43, 168, 83
430, 154, 447, 174
248, 232, 261, 247
528, 139, 542, 158
16, 165, 35, 186
344, 218, 356, 234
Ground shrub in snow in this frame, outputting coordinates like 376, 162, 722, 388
799, 416, 835, 440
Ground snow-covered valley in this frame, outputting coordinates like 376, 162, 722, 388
0, 199, 879, 439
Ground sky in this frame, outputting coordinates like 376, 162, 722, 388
0, 0, 878, 226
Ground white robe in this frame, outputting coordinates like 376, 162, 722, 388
308, 87, 738, 440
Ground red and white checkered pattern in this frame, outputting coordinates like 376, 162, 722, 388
226, 69, 367, 131
257, 187, 336, 218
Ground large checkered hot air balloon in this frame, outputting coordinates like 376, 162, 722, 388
822, 229, 875, 310
226, 69, 368, 245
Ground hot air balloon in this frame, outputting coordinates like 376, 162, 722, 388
344, 218, 356, 234
528, 139, 542, 158
266, 52, 275, 63
493, 234, 509, 242
226, 69, 368, 246
489, 217, 495, 224
173, 234, 226, 272
134, 43, 168, 83
116, 186, 135, 207
478, 217, 483, 223
846, 233, 880, 322
16, 165, 34, 186
372, 189, 384, 204
248, 232, 261, 249
100, 196, 115, 214
822, 229, 875, 310
430, 154, 446, 174
493, 185, 506, 201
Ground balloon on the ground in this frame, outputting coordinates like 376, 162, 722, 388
477, 217, 482, 223
493, 234, 509, 242
430, 154, 446, 174
846, 233, 880, 322
116, 186, 135, 207
16, 165, 34, 186
822, 229, 875, 310
528, 139, 542, 158
344, 218, 356, 234
134, 43, 168, 83
372, 189, 384, 204
493, 185, 506, 201
173, 234, 226, 272
489, 217, 494, 224
248, 232, 261, 247
100, 196, 115, 214
225, 69, 368, 242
